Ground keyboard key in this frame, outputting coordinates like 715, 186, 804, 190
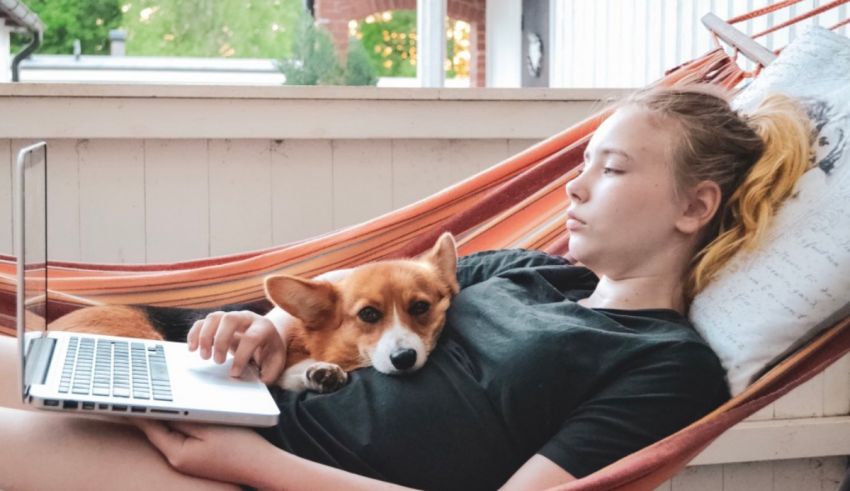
112, 387, 130, 398
92, 387, 110, 396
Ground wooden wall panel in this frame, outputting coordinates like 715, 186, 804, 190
774, 373, 824, 418
0, 139, 10, 255
670, 464, 723, 491
507, 139, 543, 167
45, 139, 81, 262
722, 460, 774, 491
823, 353, 850, 416
77, 139, 146, 263
665, 457, 847, 490
331, 140, 392, 230
145, 139, 210, 262
208, 139, 273, 257
390, 139, 507, 210
271, 139, 334, 244
746, 402, 775, 422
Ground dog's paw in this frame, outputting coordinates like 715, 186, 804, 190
305, 362, 348, 393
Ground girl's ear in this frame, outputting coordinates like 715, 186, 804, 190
675, 180, 722, 235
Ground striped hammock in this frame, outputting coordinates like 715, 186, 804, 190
2, 2, 849, 489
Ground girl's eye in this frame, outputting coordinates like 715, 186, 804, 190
409, 301, 431, 316
358, 307, 383, 324
603, 167, 622, 175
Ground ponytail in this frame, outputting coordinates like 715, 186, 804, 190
687, 94, 812, 300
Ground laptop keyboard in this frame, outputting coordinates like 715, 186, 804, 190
59, 336, 173, 401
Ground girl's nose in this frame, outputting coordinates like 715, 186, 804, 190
566, 169, 588, 203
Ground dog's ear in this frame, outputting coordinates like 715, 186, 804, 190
264, 275, 340, 330
420, 232, 459, 295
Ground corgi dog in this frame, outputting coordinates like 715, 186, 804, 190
48, 232, 459, 394
268, 232, 458, 392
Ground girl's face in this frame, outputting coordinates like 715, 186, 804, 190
565, 105, 690, 277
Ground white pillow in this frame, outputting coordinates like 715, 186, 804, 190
689, 27, 850, 396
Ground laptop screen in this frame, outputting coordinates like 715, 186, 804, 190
16, 142, 48, 399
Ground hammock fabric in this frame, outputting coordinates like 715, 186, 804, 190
2, 3, 849, 489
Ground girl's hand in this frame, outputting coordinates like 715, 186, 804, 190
187, 310, 286, 385
133, 419, 277, 488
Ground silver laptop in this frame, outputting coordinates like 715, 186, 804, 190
15, 142, 280, 426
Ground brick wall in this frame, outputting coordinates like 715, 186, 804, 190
315, 0, 486, 87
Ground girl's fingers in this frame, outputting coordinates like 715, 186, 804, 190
212, 313, 245, 364
259, 347, 286, 385
229, 328, 264, 377
197, 312, 224, 360
133, 419, 186, 452
186, 319, 203, 352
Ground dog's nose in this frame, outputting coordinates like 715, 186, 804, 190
390, 349, 417, 370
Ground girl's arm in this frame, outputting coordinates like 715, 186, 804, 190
133, 419, 415, 491
498, 454, 575, 490
256, 446, 415, 491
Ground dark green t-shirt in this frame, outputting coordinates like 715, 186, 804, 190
258, 249, 730, 490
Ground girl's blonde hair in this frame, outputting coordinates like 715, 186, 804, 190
624, 86, 812, 303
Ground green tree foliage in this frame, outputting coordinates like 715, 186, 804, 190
10, 0, 122, 54
121, 0, 302, 58
344, 37, 378, 86
357, 10, 416, 78
278, 13, 343, 85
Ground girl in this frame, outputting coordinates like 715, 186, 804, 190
0, 85, 812, 490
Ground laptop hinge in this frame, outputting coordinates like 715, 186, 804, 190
24, 336, 56, 395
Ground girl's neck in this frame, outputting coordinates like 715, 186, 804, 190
578, 273, 687, 314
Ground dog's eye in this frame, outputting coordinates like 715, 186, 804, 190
409, 301, 431, 316
357, 307, 383, 324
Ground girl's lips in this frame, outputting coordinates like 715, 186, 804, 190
566, 218, 585, 231
566, 210, 586, 230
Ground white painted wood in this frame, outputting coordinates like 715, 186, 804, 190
671, 458, 847, 491
45, 139, 81, 262
702, 13, 778, 66
392, 139, 507, 209
77, 139, 146, 263
722, 460, 774, 491
0, 139, 10, 255
487, 0, 522, 88
593, 0, 608, 87
208, 139, 272, 257
692, 416, 850, 465
821, 456, 849, 491
0, 92, 609, 141
545, 0, 849, 88
652, 480, 672, 491
331, 140, 393, 230
745, 402, 775, 421
669, 463, 723, 491
507, 139, 541, 161
416, 0, 447, 88
774, 372, 824, 418
270, 139, 334, 245
773, 458, 831, 491
823, 352, 850, 416
0, 21, 10, 83
144, 139, 209, 262
443, 139, 509, 175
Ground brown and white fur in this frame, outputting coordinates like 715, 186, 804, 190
48, 233, 459, 393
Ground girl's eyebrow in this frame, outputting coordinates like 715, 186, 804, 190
583, 146, 634, 162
